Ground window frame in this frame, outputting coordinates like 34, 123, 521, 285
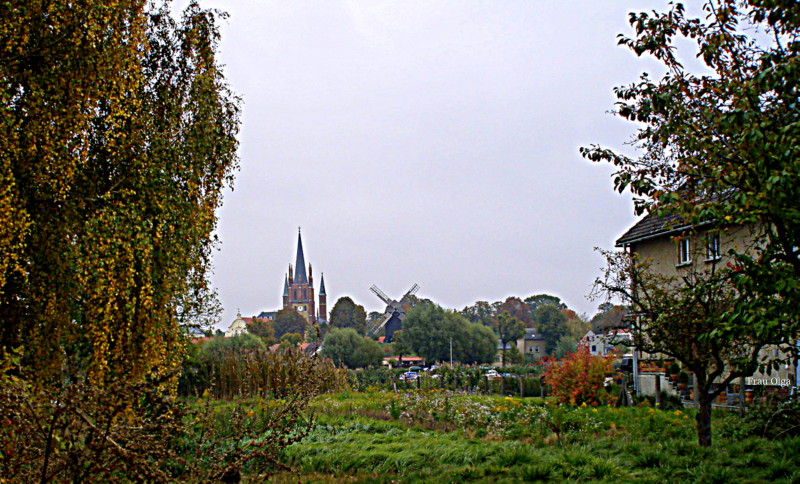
705, 234, 721, 262
678, 238, 692, 266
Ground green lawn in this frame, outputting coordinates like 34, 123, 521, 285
268, 390, 800, 483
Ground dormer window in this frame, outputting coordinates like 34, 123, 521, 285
678, 238, 691, 266
706, 234, 721, 261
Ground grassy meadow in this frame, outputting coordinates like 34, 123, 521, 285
266, 389, 800, 483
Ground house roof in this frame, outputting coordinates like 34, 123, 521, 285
383, 356, 425, 362
523, 328, 543, 340
616, 213, 690, 246
299, 342, 319, 353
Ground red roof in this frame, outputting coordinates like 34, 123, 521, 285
383, 356, 424, 362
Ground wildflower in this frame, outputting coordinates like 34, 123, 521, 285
581, 402, 588, 407
674, 410, 682, 417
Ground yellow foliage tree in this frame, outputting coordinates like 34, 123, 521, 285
0, 0, 239, 385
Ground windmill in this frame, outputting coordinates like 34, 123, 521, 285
368, 283, 419, 342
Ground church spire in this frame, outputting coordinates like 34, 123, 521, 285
294, 227, 308, 284
319, 273, 326, 296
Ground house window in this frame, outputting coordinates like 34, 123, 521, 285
591, 345, 597, 354
678, 238, 691, 265
535, 346, 539, 353
706, 234, 721, 261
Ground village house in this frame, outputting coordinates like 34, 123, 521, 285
517, 328, 546, 361
580, 329, 632, 357
616, 214, 797, 399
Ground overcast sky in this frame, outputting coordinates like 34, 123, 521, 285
185, 0, 684, 329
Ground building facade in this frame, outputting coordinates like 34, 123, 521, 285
616, 215, 796, 391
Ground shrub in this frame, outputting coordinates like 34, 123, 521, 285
541, 346, 614, 406
1, 347, 335, 482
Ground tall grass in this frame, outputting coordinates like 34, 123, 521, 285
182, 345, 348, 399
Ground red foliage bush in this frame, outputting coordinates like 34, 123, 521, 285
541, 345, 614, 406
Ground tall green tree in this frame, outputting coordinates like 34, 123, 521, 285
532, 304, 569, 354
329, 296, 368, 334
246, 318, 277, 345
590, 303, 627, 333
460, 301, 495, 328
272, 309, 308, 340
496, 311, 525, 366
392, 329, 413, 365
495, 297, 534, 327
402, 302, 496, 365
523, 294, 567, 313
320, 327, 383, 369
0, 0, 239, 384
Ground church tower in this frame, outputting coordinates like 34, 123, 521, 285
283, 229, 321, 324
318, 273, 327, 322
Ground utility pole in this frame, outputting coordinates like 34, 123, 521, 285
450, 338, 453, 367
633, 315, 640, 396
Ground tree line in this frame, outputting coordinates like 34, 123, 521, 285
225, 291, 626, 370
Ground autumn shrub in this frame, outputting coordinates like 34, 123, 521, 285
540, 345, 614, 406
1, 347, 339, 482
0, 357, 185, 482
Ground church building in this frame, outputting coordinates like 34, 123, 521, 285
238, 229, 328, 335
281, 229, 327, 324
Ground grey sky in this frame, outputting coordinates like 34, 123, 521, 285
189, 0, 677, 328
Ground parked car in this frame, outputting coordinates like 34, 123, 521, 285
399, 371, 418, 382
485, 369, 501, 380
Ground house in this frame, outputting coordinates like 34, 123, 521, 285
580, 329, 632, 357
517, 328, 546, 361
382, 356, 425, 368
616, 214, 796, 394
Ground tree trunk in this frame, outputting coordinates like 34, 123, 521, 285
696, 396, 713, 447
